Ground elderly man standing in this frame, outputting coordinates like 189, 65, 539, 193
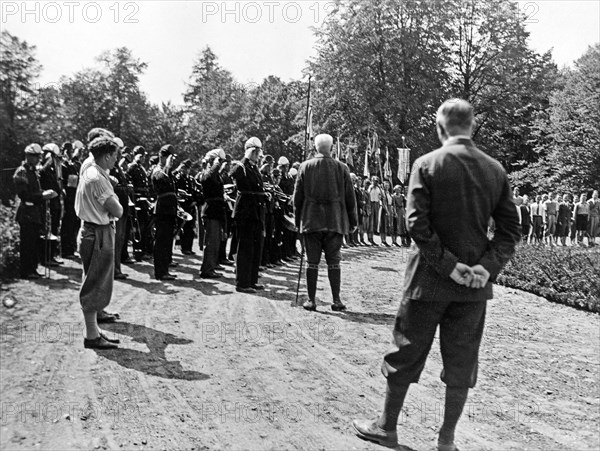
353, 99, 520, 450
75, 135, 123, 349
293, 133, 358, 312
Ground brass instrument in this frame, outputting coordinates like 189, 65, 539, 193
263, 182, 292, 204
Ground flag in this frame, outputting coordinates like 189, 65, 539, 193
397, 147, 411, 184
384, 147, 392, 180
363, 149, 370, 178
306, 106, 313, 141
346, 143, 355, 168
333, 136, 340, 160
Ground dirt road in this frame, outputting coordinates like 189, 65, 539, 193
1, 244, 598, 450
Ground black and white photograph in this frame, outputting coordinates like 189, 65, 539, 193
0, 1, 598, 450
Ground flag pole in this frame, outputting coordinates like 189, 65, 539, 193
303, 74, 312, 161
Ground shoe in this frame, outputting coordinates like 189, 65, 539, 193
200, 271, 221, 279
62, 253, 76, 259
384, 242, 391, 247
215, 264, 225, 270
219, 259, 234, 266
250, 284, 264, 290
303, 299, 317, 311
157, 274, 176, 281
236, 286, 256, 294
114, 273, 128, 280
266, 263, 275, 268
44, 260, 59, 267
352, 419, 398, 448
22, 271, 42, 279
331, 300, 347, 311
182, 250, 195, 255
97, 312, 117, 323
51, 257, 64, 265
99, 332, 120, 344
83, 336, 118, 349
169, 262, 179, 268
437, 441, 459, 451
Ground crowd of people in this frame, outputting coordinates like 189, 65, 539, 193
512, 188, 600, 246
12, 133, 413, 284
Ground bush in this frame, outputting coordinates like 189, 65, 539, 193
497, 244, 600, 313
0, 203, 20, 280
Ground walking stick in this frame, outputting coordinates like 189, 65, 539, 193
295, 234, 305, 306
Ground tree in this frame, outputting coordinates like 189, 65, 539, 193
515, 44, 600, 193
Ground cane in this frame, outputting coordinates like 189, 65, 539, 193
294, 234, 305, 306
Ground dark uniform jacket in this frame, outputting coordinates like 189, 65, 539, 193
151, 165, 177, 216
61, 158, 80, 204
13, 162, 44, 224
110, 164, 130, 211
230, 158, 266, 224
293, 154, 357, 235
39, 157, 62, 210
127, 162, 150, 196
198, 162, 226, 221
403, 136, 520, 303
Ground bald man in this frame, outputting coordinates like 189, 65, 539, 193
353, 99, 520, 450
293, 133, 358, 311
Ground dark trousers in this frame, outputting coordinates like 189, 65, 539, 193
235, 220, 262, 288
262, 212, 273, 266
154, 214, 175, 279
201, 218, 221, 275
19, 221, 41, 276
61, 200, 78, 256
180, 215, 195, 252
114, 209, 129, 274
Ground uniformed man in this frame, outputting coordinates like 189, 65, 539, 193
277, 156, 297, 260
198, 149, 227, 278
127, 146, 152, 257
110, 138, 130, 279
151, 144, 178, 281
13, 144, 58, 279
39, 143, 64, 265
230, 137, 267, 293
60, 141, 80, 258
172, 158, 197, 255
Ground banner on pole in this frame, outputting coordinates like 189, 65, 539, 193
397, 147, 411, 184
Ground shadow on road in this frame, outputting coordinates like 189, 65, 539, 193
97, 321, 210, 381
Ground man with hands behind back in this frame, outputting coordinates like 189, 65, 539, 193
353, 99, 521, 451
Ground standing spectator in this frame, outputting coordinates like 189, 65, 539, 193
519, 195, 532, 243
361, 179, 372, 245
573, 193, 590, 245
544, 192, 559, 246
530, 195, 544, 244
368, 176, 382, 243
75, 136, 123, 349
379, 180, 393, 247
293, 133, 357, 312
556, 194, 572, 246
352, 99, 520, 450
392, 185, 408, 247
13, 144, 58, 278
588, 190, 599, 246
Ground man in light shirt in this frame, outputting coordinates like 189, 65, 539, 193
75, 135, 123, 350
